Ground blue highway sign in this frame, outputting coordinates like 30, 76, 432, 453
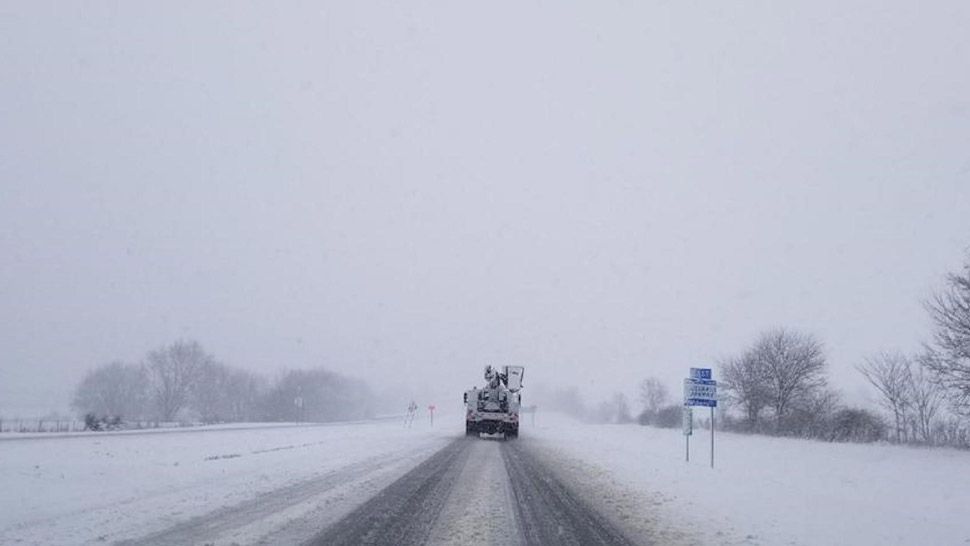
690, 368, 712, 380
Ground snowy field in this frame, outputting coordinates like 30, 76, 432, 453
528, 415, 970, 545
0, 419, 454, 545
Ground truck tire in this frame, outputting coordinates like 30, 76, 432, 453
465, 422, 477, 437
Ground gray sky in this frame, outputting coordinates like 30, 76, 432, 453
2, 2, 969, 416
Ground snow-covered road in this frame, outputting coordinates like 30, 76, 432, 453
3, 415, 968, 545
0, 419, 651, 545
311, 437, 636, 546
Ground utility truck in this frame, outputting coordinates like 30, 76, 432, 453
464, 365, 524, 439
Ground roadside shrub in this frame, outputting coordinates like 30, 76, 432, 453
84, 413, 100, 431
83, 413, 123, 431
653, 405, 682, 428
827, 408, 887, 443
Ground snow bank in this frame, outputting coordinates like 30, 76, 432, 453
527, 414, 970, 545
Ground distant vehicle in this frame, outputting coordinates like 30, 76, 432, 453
464, 365, 524, 439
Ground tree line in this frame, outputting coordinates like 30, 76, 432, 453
850, 256, 970, 447
72, 340, 377, 427
584, 255, 970, 449
716, 328, 886, 442
717, 256, 970, 447
630, 255, 970, 448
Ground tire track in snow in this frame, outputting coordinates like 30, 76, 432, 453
502, 440, 641, 546
307, 436, 644, 546
306, 438, 472, 546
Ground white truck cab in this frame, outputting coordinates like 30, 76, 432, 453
464, 365, 524, 439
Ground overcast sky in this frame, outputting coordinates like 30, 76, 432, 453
2, 2, 969, 416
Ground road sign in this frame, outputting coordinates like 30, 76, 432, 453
683, 370, 717, 468
683, 378, 717, 407
682, 407, 693, 436
690, 367, 712, 380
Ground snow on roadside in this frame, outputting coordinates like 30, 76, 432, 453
0, 419, 455, 545
526, 414, 970, 545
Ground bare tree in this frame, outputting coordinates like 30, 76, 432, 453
751, 328, 827, 431
191, 360, 232, 424
263, 367, 376, 422
189, 363, 264, 424
637, 377, 669, 415
911, 353, 945, 443
856, 351, 913, 442
787, 387, 842, 439
145, 340, 212, 421
933, 415, 970, 448
225, 368, 265, 422
923, 259, 970, 414
72, 361, 148, 420
613, 392, 633, 423
721, 352, 770, 430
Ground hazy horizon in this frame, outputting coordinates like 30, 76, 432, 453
3, 2, 970, 417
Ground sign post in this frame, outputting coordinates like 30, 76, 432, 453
683, 368, 717, 468
682, 406, 693, 462
428, 404, 436, 427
